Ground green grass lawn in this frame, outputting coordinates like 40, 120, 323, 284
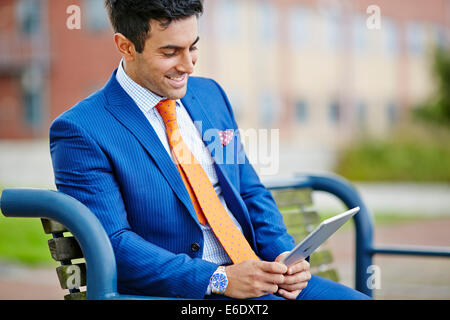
0, 214, 56, 266
334, 122, 450, 182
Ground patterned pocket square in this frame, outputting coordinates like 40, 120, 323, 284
218, 129, 234, 146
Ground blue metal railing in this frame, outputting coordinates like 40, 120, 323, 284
265, 173, 450, 297
264, 173, 375, 296
0, 188, 174, 300
1, 173, 449, 298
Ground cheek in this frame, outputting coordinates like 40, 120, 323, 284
140, 54, 174, 76
159, 60, 181, 76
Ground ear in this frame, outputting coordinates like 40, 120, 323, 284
113, 33, 136, 62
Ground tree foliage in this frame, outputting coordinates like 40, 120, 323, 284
414, 48, 450, 125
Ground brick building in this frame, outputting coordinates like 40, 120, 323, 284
0, 0, 119, 139
0, 0, 449, 147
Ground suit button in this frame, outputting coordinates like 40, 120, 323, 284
190, 243, 200, 252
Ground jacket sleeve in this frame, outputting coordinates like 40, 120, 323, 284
49, 115, 218, 298
208, 80, 296, 261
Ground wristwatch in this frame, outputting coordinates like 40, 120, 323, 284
209, 266, 228, 295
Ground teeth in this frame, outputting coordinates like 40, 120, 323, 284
168, 75, 184, 81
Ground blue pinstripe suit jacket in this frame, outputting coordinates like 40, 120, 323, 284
49, 70, 295, 298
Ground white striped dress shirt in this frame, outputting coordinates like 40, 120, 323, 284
116, 61, 246, 270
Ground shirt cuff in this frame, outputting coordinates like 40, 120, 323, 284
205, 284, 212, 295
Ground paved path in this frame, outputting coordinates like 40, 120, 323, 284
326, 217, 450, 300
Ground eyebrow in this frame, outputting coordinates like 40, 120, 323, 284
159, 36, 200, 50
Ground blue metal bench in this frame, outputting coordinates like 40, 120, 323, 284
1, 173, 449, 299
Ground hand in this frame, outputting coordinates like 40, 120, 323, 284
275, 252, 311, 300
224, 260, 288, 299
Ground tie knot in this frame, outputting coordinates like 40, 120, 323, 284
156, 99, 177, 124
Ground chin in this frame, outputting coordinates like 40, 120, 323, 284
166, 87, 188, 100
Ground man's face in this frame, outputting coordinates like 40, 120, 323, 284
129, 15, 199, 100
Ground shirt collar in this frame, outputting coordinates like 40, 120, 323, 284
116, 59, 180, 112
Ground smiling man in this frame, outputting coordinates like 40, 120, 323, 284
49, 0, 370, 300
116, 15, 199, 99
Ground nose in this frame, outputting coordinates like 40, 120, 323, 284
177, 50, 196, 74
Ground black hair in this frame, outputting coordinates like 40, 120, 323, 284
105, 0, 203, 53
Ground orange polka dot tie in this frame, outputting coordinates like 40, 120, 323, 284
156, 99, 259, 264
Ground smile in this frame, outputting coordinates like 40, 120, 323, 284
167, 75, 185, 81
166, 74, 188, 88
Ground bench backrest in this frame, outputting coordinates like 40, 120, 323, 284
40, 186, 338, 299
270, 187, 339, 282
41, 218, 87, 300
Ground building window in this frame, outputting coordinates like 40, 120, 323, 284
433, 25, 447, 49
352, 14, 367, 53
16, 0, 41, 36
84, 0, 109, 32
21, 67, 43, 130
406, 22, 426, 55
329, 100, 340, 124
23, 89, 42, 129
261, 93, 280, 127
295, 99, 308, 123
386, 102, 398, 125
357, 102, 367, 123
256, 1, 277, 43
323, 11, 341, 51
227, 88, 244, 122
382, 18, 399, 56
216, 0, 241, 42
357, 101, 366, 124
289, 6, 312, 48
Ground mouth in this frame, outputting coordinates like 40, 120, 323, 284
165, 73, 188, 88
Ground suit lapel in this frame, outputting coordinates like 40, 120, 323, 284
103, 71, 200, 224
181, 88, 224, 164
181, 87, 256, 245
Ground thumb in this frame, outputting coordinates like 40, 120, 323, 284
275, 251, 290, 262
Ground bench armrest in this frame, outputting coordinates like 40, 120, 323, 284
0, 188, 174, 300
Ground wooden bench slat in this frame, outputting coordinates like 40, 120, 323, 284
274, 188, 339, 283
281, 210, 320, 227
48, 236, 83, 261
56, 263, 87, 290
272, 188, 314, 207
41, 218, 68, 234
64, 291, 87, 300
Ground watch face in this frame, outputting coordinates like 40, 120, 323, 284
211, 273, 227, 292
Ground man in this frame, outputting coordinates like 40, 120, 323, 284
50, 0, 370, 300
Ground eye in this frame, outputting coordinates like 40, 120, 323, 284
163, 51, 177, 57
190, 46, 198, 52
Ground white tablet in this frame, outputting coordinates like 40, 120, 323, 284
280, 207, 360, 266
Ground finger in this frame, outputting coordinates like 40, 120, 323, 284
282, 271, 311, 285
254, 268, 285, 285
261, 284, 279, 295
260, 261, 288, 275
287, 260, 310, 275
278, 288, 301, 300
279, 279, 309, 292
275, 251, 290, 262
